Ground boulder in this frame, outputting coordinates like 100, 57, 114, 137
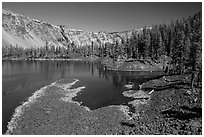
123, 90, 150, 99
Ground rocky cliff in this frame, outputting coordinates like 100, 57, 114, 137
2, 9, 143, 49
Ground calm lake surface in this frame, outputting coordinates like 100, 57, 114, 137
2, 60, 164, 134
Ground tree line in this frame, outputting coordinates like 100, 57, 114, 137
3, 11, 201, 75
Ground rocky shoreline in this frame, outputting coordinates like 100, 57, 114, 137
99, 57, 167, 72
6, 74, 202, 135
5, 79, 129, 134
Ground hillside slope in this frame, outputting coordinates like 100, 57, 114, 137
2, 9, 142, 49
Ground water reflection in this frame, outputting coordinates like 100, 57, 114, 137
75, 64, 164, 110
97, 65, 164, 90
2, 60, 163, 134
2, 60, 99, 134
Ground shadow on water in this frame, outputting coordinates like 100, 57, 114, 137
142, 81, 190, 92
161, 106, 202, 120
120, 121, 135, 127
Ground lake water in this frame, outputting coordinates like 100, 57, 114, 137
2, 60, 164, 134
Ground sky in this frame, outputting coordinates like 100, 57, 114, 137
2, 2, 202, 32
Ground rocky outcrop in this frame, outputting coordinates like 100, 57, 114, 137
2, 9, 63, 48
2, 9, 142, 49
100, 57, 165, 72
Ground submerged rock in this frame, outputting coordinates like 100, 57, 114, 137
124, 84, 134, 89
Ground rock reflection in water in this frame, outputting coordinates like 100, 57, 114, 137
75, 65, 164, 110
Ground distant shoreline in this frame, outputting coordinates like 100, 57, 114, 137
2, 57, 167, 72
2, 58, 96, 61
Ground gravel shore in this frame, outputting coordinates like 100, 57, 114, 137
6, 79, 130, 135
6, 74, 202, 135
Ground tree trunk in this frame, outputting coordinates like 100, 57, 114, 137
191, 72, 196, 89
197, 70, 202, 87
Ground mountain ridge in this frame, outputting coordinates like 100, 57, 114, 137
2, 9, 144, 49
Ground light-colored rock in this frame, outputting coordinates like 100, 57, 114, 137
124, 83, 134, 89
2, 9, 143, 49
128, 99, 149, 107
60, 86, 86, 103
122, 90, 150, 99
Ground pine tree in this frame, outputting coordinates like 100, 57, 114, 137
91, 41, 94, 56
143, 27, 151, 59
157, 31, 165, 57
183, 36, 191, 68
